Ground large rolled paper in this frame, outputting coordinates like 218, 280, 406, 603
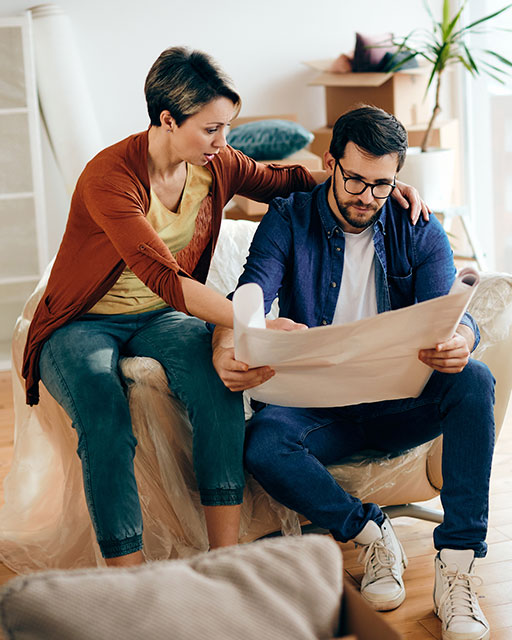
29, 4, 103, 194
233, 268, 480, 407
450, 266, 479, 293
233, 282, 266, 363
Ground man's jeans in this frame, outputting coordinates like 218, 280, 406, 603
245, 359, 495, 557
39, 308, 245, 558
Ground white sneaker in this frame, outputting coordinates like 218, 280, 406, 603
354, 515, 407, 611
434, 549, 490, 640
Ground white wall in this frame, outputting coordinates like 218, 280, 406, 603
1, 0, 441, 253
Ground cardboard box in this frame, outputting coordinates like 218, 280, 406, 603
310, 118, 459, 160
309, 68, 431, 128
231, 148, 323, 216
229, 113, 321, 216
309, 126, 333, 164
224, 204, 265, 222
407, 118, 459, 149
335, 579, 403, 639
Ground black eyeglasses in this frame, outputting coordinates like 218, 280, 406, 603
336, 160, 396, 199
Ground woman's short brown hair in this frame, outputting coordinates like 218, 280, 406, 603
144, 47, 241, 126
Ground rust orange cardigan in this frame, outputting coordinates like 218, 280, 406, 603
23, 130, 316, 405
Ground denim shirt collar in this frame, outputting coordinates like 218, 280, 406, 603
316, 180, 341, 238
316, 179, 388, 238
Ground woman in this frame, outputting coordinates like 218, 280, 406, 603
22, 47, 426, 567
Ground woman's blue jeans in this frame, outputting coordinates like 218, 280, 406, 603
245, 358, 495, 558
38, 308, 245, 558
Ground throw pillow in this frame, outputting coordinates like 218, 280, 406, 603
227, 119, 314, 161
378, 50, 419, 72
352, 32, 395, 72
0, 535, 343, 640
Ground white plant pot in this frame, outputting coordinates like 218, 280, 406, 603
398, 147, 455, 212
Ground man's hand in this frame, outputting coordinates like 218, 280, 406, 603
265, 317, 307, 331
213, 343, 274, 392
393, 180, 431, 225
212, 318, 306, 392
418, 325, 473, 374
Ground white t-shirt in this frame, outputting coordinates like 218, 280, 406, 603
332, 225, 378, 325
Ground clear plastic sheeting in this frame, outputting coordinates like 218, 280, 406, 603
328, 443, 435, 503
2, 219, 512, 572
468, 271, 512, 355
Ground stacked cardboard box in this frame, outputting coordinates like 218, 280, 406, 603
228, 114, 323, 217
308, 120, 461, 207
305, 62, 461, 205
309, 120, 459, 161
308, 125, 333, 164
335, 579, 403, 639
308, 68, 432, 128
230, 148, 323, 217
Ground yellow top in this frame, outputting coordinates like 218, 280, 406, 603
89, 164, 212, 314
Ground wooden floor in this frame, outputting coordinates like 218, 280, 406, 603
0, 369, 511, 638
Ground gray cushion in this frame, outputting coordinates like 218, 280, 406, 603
227, 119, 314, 160
0, 535, 343, 640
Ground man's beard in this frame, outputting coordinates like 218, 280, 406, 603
336, 199, 382, 230
332, 174, 383, 230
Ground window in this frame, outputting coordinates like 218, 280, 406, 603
464, 0, 512, 271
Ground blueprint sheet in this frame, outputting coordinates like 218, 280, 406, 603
233, 268, 479, 407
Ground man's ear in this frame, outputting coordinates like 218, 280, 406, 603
324, 151, 336, 175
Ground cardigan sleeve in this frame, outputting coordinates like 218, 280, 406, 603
211, 145, 317, 204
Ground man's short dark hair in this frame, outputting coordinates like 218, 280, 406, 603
329, 105, 408, 171
145, 47, 241, 127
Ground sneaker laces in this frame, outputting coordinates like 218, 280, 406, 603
358, 538, 397, 584
438, 565, 484, 626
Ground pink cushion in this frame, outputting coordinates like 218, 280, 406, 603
352, 32, 394, 72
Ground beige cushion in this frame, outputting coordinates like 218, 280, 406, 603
0, 535, 342, 640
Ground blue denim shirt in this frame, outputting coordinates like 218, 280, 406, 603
234, 180, 479, 347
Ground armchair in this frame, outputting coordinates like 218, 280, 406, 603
1, 219, 511, 572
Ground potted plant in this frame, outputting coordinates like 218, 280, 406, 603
389, 0, 512, 209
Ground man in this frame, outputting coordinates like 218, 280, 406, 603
212, 106, 495, 640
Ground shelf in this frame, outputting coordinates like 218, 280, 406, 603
0, 275, 39, 286
0, 107, 28, 115
0, 13, 48, 287
0, 192, 34, 200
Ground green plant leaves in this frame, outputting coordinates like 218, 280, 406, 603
391, 3, 512, 92
484, 49, 512, 68
452, 3, 512, 39
390, 1, 512, 151
462, 43, 478, 74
